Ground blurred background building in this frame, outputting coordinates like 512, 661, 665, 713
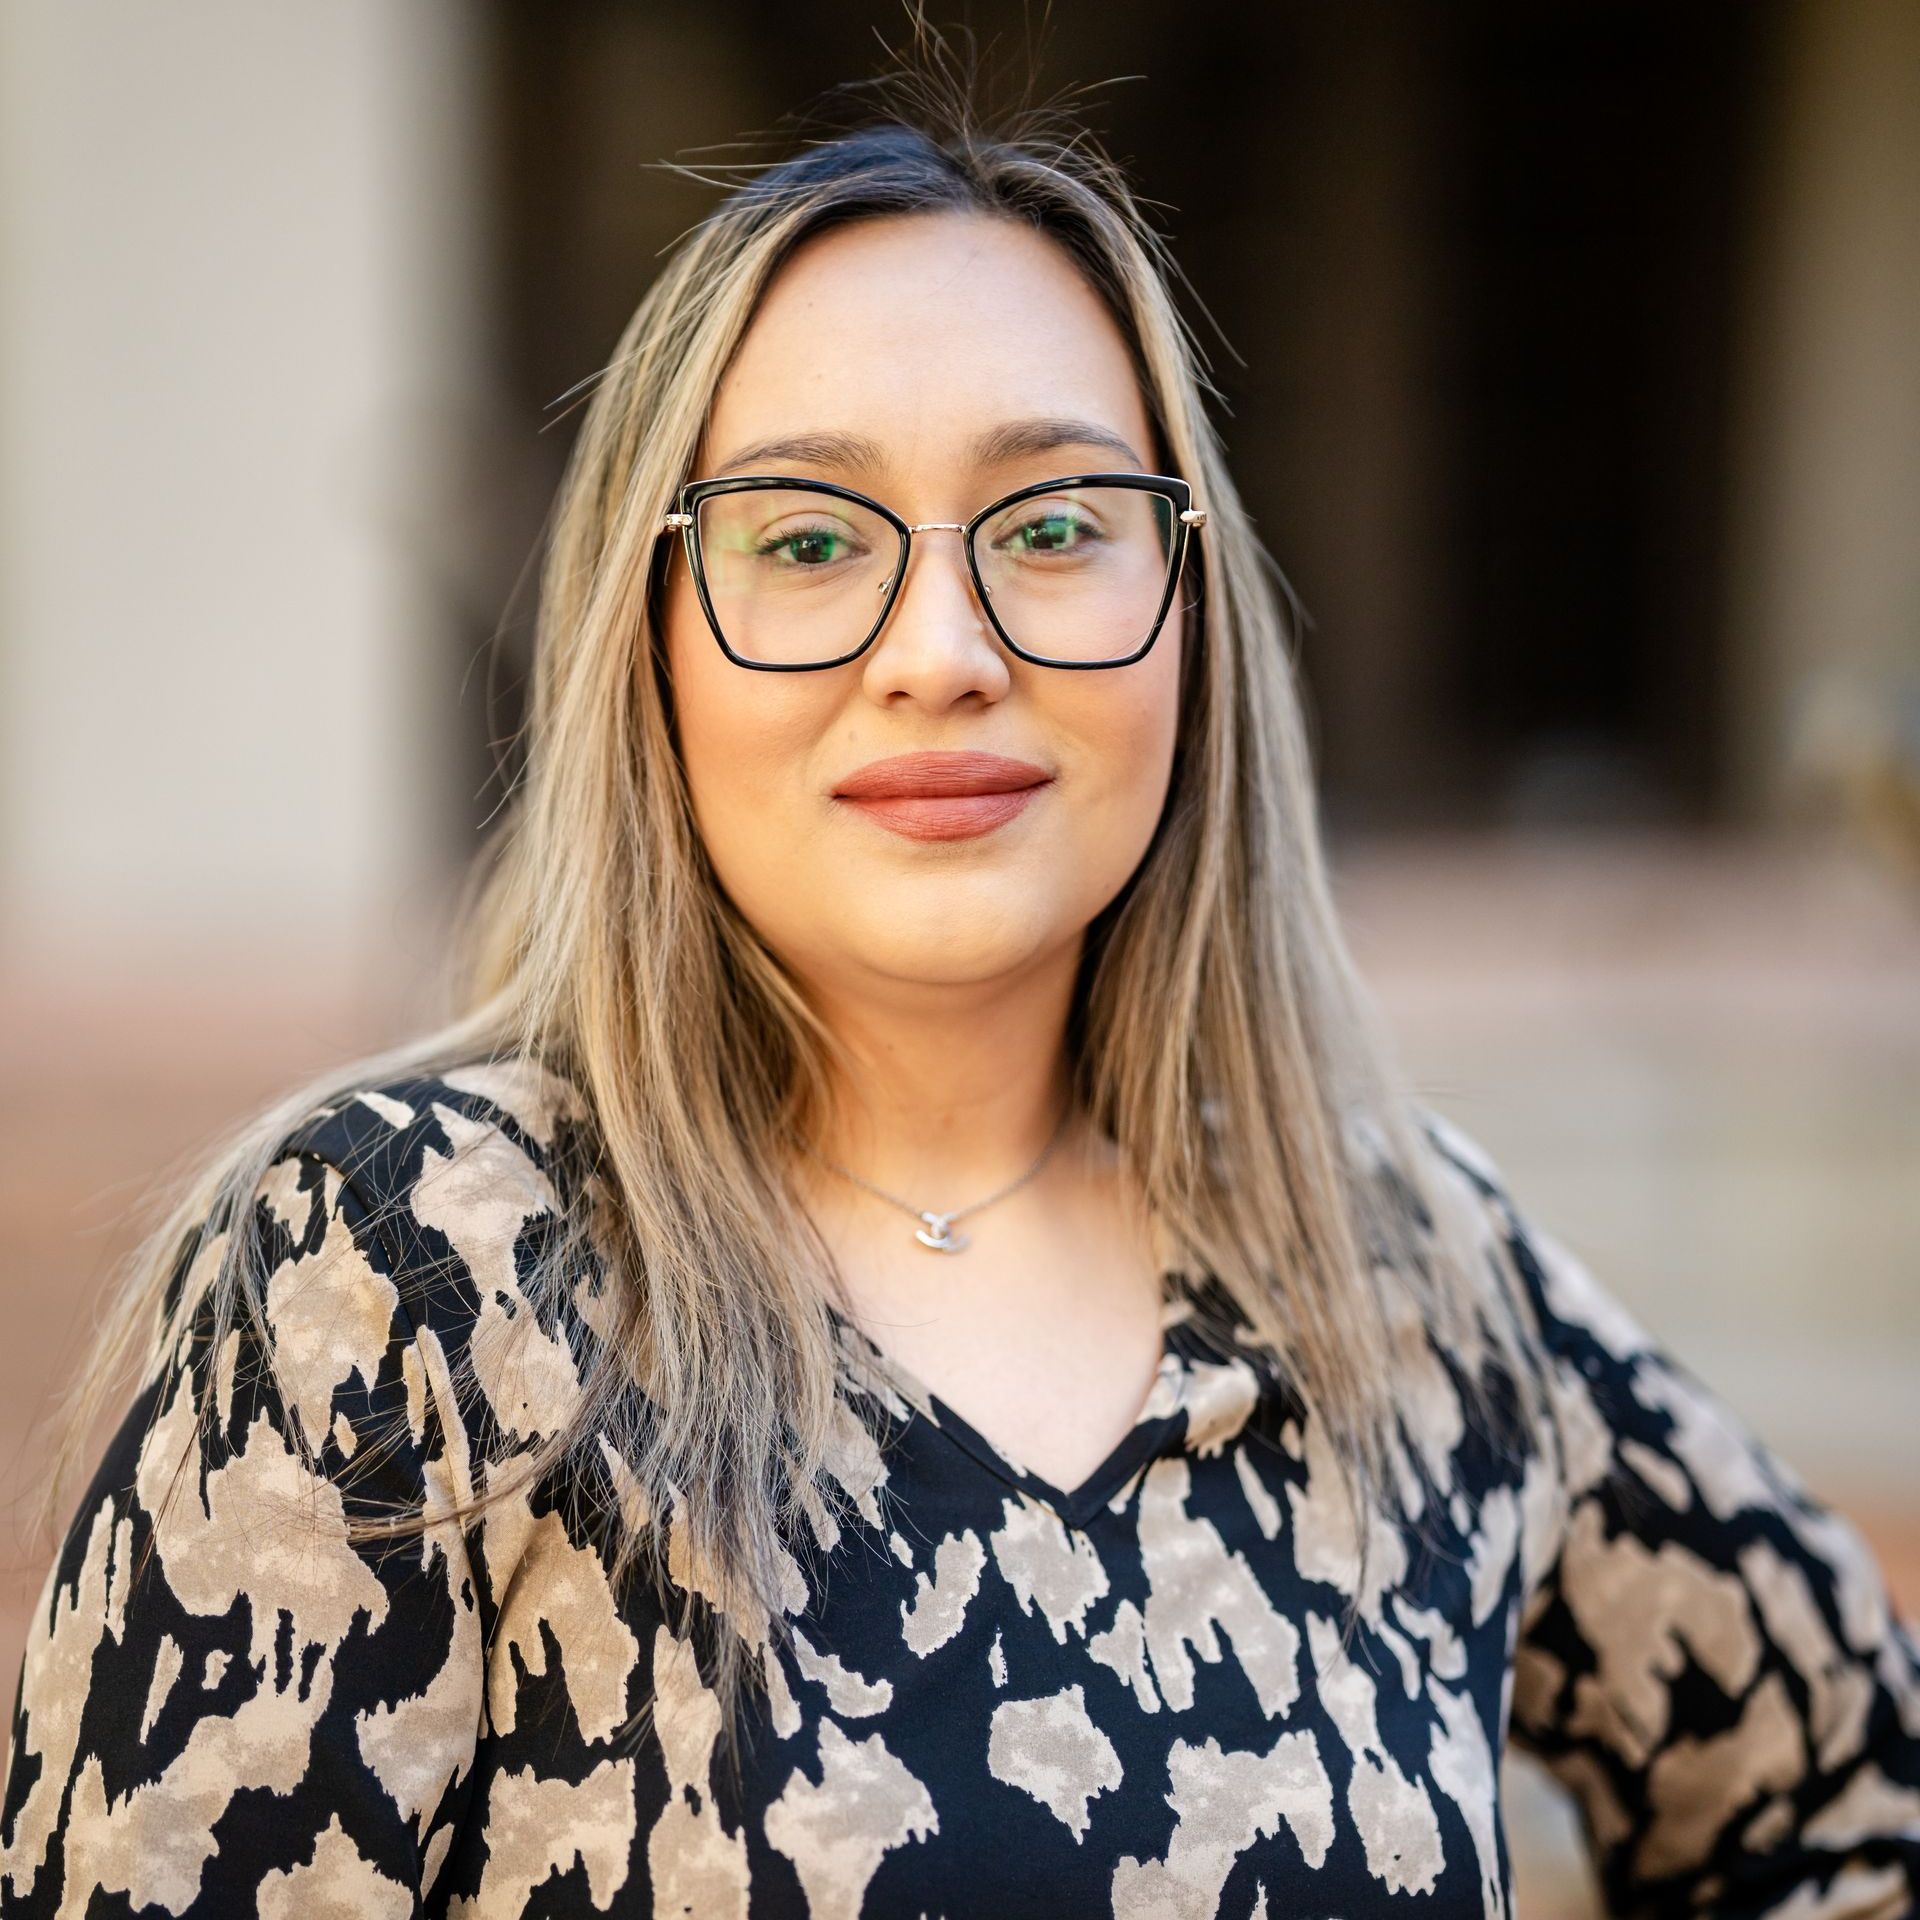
2, 3, 1916, 1909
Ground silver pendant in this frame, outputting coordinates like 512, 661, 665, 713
915, 1211, 970, 1253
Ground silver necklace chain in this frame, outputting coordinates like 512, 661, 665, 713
799, 1099, 1076, 1253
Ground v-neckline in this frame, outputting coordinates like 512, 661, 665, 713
826, 1273, 1202, 1530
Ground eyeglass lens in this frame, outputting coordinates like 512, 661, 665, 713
693, 484, 1179, 667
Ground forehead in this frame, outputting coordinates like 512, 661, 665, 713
706, 210, 1157, 474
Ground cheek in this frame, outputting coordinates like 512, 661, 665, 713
660, 560, 764, 848
661, 567, 830, 884
667, 622, 742, 804
1057, 636, 1183, 880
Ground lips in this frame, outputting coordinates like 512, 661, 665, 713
832, 751, 1052, 800
832, 751, 1053, 842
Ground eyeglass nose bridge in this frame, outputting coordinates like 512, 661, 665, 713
876, 521, 993, 599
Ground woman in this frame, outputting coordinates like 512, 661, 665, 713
3, 85, 1916, 1920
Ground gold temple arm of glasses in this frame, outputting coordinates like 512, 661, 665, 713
1180, 508, 1207, 527
662, 512, 693, 530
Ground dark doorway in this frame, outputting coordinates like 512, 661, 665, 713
469, 0, 1771, 835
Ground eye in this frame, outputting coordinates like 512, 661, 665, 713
756, 521, 863, 568
995, 504, 1106, 557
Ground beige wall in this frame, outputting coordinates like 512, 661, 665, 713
1725, 0, 1920, 819
0, 0, 484, 971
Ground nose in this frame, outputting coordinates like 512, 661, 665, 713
862, 525, 1008, 701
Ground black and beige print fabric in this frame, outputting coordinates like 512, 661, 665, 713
3, 1059, 1917, 1916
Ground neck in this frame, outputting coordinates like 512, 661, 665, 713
794, 942, 1089, 1199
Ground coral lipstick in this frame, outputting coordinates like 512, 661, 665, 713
832, 751, 1053, 842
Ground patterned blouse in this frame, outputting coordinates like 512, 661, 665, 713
3, 1057, 1917, 1918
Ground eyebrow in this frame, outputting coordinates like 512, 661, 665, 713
709, 415, 1147, 479
970, 416, 1145, 469
711, 430, 886, 477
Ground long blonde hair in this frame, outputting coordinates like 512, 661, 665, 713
38, 55, 1540, 1774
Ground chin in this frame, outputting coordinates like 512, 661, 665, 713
841, 905, 1060, 988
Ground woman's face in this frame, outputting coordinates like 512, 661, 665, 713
662, 210, 1184, 1002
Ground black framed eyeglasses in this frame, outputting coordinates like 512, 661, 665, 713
660, 471, 1206, 671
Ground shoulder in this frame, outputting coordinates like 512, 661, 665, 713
261, 1055, 594, 1307
1391, 1104, 1669, 1537
174, 1055, 601, 1459
275, 1053, 594, 1223
1407, 1099, 1657, 1375
1398, 1101, 1866, 1591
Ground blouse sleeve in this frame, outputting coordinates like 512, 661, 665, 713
1483, 1154, 1920, 1917
0, 1149, 483, 1918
